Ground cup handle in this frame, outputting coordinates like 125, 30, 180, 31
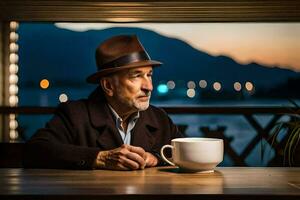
160, 145, 175, 166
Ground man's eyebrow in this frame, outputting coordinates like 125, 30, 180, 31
128, 69, 153, 74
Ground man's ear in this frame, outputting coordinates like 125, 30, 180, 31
100, 78, 114, 97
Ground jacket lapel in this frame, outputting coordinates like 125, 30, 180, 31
87, 88, 123, 149
131, 106, 159, 151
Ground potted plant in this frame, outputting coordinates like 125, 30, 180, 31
266, 100, 300, 166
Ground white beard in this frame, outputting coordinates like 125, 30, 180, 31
114, 88, 151, 112
132, 97, 150, 111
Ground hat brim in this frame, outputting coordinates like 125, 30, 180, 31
86, 60, 162, 84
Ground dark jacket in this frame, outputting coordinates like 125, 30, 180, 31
23, 88, 182, 169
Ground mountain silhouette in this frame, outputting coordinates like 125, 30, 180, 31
18, 23, 300, 92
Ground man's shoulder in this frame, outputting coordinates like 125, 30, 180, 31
145, 104, 169, 119
148, 104, 166, 113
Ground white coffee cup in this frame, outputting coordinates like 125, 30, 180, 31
160, 137, 224, 172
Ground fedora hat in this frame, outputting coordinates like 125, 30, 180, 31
86, 35, 162, 83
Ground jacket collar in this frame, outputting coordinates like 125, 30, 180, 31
87, 88, 113, 128
87, 87, 159, 130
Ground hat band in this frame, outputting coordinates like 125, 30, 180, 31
101, 51, 150, 69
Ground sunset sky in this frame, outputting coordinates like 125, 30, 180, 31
55, 23, 300, 72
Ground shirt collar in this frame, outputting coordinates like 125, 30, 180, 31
107, 104, 140, 125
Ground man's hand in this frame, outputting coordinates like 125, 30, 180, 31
144, 152, 158, 167
94, 144, 147, 170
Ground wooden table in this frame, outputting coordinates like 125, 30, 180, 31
0, 167, 299, 200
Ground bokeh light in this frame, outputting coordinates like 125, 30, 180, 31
59, 93, 68, 102
234, 82, 242, 91
40, 79, 50, 89
245, 81, 254, 91
199, 80, 207, 88
187, 81, 196, 89
167, 80, 175, 89
187, 89, 196, 98
157, 84, 169, 94
213, 82, 222, 91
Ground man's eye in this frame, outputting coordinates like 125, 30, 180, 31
130, 74, 140, 78
129, 73, 152, 78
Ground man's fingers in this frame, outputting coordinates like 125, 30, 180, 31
111, 161, 130, 171
122, 145, 147, 168
144, 152, 158, 167
105, 154, 135, 170
111, 147, 145, 169
126, 152, 146, 169
113, 155, 142, 170
119, 156, 141, 170
125, 145, 146, 157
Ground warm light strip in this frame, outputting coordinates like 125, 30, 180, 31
9, 21, 19, 141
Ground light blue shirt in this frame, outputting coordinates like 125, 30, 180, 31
108, 104, 140, 145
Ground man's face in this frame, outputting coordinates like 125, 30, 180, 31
111, 66, 153, 112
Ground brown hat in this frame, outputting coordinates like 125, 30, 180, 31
86, 35, 162, 84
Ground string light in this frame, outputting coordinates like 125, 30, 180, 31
9, 74, 18, 84
8, 21, 19, 141
9, 64, 18, 74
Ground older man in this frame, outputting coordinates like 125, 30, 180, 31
23, 35, 182, 170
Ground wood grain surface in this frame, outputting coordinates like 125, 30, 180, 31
0, 167, 299, 200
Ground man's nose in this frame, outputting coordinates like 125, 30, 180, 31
141, 77, 153, 92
